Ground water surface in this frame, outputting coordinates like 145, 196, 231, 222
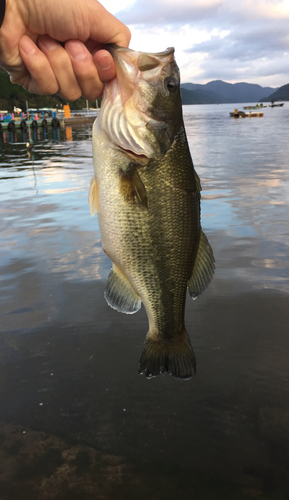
1, 104, 289, 499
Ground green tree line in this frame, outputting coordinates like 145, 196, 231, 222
0, 68, 101, 111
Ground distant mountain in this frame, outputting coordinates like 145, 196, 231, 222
181, 80, 277, 104
180, 88, 213, 105
261, 83, 289, 102
181, 85, 227, 104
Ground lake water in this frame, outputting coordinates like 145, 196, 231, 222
0, 103, 289, 499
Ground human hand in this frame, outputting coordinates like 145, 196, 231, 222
0, 0, 130, 100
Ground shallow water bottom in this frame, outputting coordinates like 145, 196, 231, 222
1, 420, 287, 500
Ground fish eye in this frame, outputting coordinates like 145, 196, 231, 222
165, 77, 178, 93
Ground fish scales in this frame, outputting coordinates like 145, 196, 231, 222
139, 131, 200, 335
90, 44, 214, 379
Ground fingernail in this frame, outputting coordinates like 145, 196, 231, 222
20, 37, 37, 56
95, 54, 112, 71
66, 41, 88, 61
39, 36, 58, 50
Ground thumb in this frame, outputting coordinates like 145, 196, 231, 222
87, 2, 131, 47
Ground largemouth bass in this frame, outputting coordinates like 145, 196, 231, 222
89, 44, 214, 379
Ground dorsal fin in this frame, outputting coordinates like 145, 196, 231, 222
188, 230, 215, 299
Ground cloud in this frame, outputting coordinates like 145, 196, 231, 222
116, 0, 222, 26
187, 27, 289, 62
116, 0, 289, 27
104, 0, 289, 86
183, 51, 289, 87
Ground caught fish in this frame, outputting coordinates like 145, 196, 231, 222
89, 44, 214, 379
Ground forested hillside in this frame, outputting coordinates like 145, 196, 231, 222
0, 68, 99, 111
261, 83, 289, 102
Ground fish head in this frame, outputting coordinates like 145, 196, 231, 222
99, 45, 183, 162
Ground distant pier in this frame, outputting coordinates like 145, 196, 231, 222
0, 105, 99, 131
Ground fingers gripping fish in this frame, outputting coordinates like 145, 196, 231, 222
89, 44, 215, 379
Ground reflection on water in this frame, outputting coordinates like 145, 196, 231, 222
1, 105, 289, 499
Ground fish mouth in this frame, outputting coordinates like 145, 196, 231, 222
100, 44, 175, 161
103, 44, 175, 128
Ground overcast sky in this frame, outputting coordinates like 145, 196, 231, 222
101, 0, 289, 89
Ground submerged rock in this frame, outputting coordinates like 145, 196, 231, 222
0, 420, 276, 500
0, 421, 126, 500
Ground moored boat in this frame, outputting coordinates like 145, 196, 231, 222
0, 105, 99, 130
243, 104, 267, 110
230, 109, 263, 118
269, 102, 284, 107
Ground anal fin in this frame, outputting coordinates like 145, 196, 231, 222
105, 264, 141, 314
188, 229, 215, 299
88, 175, 99, 216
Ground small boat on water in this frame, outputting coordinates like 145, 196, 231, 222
269, 102, 284, 107
243, 104, 267, 110
230, 109, 263, 118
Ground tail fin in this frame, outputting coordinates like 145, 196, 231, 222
138, 331, 196, 380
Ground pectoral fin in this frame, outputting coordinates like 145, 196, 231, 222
188, 229, 215, 299
88, 175, 99, 216
119, 165, 148, 208
105, 264, 141, 314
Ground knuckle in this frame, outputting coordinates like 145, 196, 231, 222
43, 80, 59, 95
82, 67, 97, 80
82, 89, 102, 101
70, 90, 82, 101
59, 88, 82, 101
30, 63, 59, 95
10, 75, 28, 87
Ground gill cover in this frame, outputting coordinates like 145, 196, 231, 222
99, 45, 182, 160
